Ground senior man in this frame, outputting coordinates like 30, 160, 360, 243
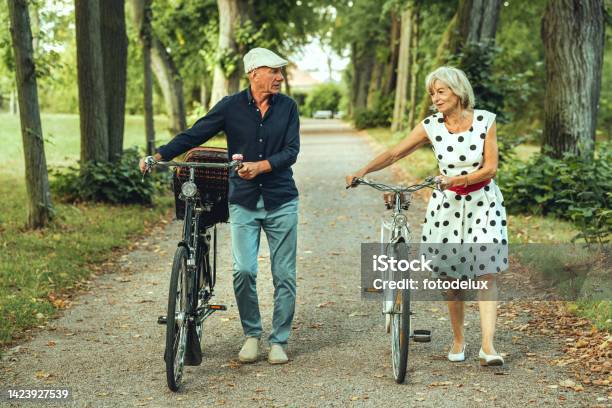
140, 48, 299, 364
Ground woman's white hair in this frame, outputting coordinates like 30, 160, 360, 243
425, 66, 475, 110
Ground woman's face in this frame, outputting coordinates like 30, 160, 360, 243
429, 80, 461, 114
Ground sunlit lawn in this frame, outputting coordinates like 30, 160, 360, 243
0, 112, 184, 347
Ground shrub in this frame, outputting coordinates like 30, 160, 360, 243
353, 91, 393, 129
304, 83, 343, 117
50, 147, 166, 205
499, 143, 611, 243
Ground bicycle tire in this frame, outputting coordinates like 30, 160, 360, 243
165, 246, 189, 392
391, 283, 410, 383
389, 238, 410, 384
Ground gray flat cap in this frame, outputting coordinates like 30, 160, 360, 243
243, 47, 288, 73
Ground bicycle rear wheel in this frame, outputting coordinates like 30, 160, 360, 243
390, 281, 410, 383
165, 246, 188, 392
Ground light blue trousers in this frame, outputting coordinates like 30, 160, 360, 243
229, 196, 298, 345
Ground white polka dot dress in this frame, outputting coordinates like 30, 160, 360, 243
420, 109, 509, 279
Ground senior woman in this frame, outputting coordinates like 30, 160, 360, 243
346, 66, 507, 366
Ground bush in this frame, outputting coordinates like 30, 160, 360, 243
352, 91, 393, 129
499, 143, 611, 243
304, 83, 343, 117
50, 147, 166, 205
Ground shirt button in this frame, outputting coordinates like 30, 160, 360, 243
259, 139, 263, 142
259, 184, 262, 187
258, 154, 263, 158
260, 123, 263, 127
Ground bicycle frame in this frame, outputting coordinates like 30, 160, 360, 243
179, 166, 217, 327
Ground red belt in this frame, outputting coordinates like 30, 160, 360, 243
447, 178, 491, 195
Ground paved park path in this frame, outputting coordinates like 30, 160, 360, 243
1, 119, 607, 407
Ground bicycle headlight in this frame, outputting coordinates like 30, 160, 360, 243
181, 181, 197, 198
393, 213, 408, 227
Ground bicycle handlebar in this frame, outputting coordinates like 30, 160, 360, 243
346, 176, 440, 193
141, 154, 243, 181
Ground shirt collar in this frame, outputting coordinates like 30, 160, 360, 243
246, 87, 276, 106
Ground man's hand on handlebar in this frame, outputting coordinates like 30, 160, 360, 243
139, 153, 162, 174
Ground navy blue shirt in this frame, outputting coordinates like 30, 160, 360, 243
157, 88, 300, 210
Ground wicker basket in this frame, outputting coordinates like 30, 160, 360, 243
172, 147, 229, 226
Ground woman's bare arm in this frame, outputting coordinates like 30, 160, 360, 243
346, 123, 430, 185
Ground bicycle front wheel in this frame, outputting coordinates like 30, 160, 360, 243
165, 246, 189, 392
390, 285, 410, 384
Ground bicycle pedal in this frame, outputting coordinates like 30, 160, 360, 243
364, 288, 383, 293
412, 329, 431, 343
207, 304, 226, 311
157, 315, 167, 325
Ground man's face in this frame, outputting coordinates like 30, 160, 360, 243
250, 67, 284, 94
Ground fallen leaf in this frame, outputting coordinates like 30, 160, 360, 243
429, 381, 453, 387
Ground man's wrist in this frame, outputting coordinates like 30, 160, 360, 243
258, 160, 272, 174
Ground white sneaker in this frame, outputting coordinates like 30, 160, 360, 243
268, 344, 288, 364
479, 348, 504, 366
238, 337, 259, 363
447, 343, 466, 362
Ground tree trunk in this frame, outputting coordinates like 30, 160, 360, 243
29, 3, 39, 52
354, 48, 375, 111
348, 42, 357, 116
416, 0, 501, 121
284, 70, 291, 97
100, 0, 127, 162
382, 12, 401, 97
407, 9, 420, 130
200, 78, 209, 109
130, 0, 185, 135
7, 0, 53, 229
367, 60, 383, 109
9, 87, 18, 115
75, 0, 109, 163
150, 37, 186, 135
131, 0, 156, 155
391, 4, 414, 132
541, 0, 604, 159
458, 0, 502, 45
210, 0, 247, 107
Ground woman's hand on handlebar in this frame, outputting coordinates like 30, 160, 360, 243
345, 170, 366, 188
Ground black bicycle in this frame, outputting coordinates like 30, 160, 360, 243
143, 152, 242, 392
347, 176, 440, 383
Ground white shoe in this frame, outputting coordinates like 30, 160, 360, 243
268, 344, 288, 364
447, 343, 466, 362
384, 300, 393, 333
238, 337, 259, 363
479, 348, 504, 366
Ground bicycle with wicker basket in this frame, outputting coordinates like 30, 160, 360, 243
143, 147, 242, 392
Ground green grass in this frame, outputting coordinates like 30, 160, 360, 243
362, 126, 609, 331
0, 112, 198, 347
366, 127, 439, 180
